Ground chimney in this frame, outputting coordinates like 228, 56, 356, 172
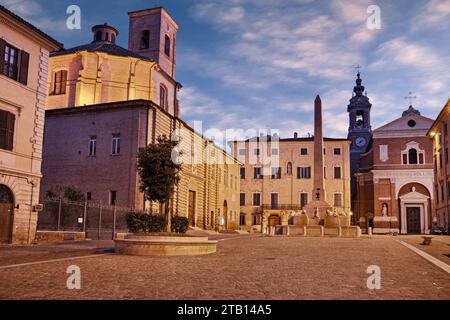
294, 132, 298, 139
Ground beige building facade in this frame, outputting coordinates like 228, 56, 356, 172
427, 99, 450, 233
41, 7, 240, 231
0, 5, 62, 243
231, 132, 351, 231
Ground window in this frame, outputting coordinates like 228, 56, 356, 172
86, 192, 92, 201
297, 167, 311, 179
300, 193, 308, 209
253, 148, 260, 156
408, 149, 418, 164
446, 148, 449, 164
334, 166, 342, 179
105, 32, 110, 42
112, 134, 121, 155
270, 193, 278, 208
334, 148, 341, 155
239, 214, 246, 226
240, 193, 246, 206
52, 70, 67, 95
252, 215, 259, 225
408, 120, 416, 127
356, 110, 364, 127
160, 85, 168, 111
271, 148, 279, 155
287, 162, 292, 175
95, 30, 102, 41
0, 110, 15, 151
439, 152, 443, 169
254, 167, 262, 179
1, 40, 28, 85
300, 148, 308, 155
89, 135, 97, 156
109, 191, 117, 205
240, 167, 246, 179
164, 35, 171, 56
253, 193, 261, 206
140, 30, 150, 49
334, 193, 342, 207
238, 149, 246, 156
271, 167, 281, 179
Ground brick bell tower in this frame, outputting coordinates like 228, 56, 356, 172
128, 7, 179, 79
347, 72, 373, 210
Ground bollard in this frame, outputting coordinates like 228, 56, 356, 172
303, 226, 307, 237
338, 226, 342, 237
368, 227, 373, 238
320, 226, 324, 237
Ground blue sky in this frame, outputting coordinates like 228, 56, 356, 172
3, 0, 450, 144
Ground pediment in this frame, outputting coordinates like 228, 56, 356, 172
399, 190, 429, 201
374, 113, 433, 133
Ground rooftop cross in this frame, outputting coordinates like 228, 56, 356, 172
353, 64, 362, 74
404, 91, 417, 106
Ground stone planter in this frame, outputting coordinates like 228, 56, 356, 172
114, 234, 218, 256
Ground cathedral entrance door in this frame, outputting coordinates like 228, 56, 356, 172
406, 207, 421, 234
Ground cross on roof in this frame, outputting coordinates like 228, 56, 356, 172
404, 91, 417, 106
354, 64, 362, 73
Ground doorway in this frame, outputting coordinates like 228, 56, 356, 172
268, 214, 280, 227
188, 190, 196, 227
406, 207, 421, 234
0, 185, 14, 244
223, 200, 228, 228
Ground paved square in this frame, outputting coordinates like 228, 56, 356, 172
0, 235, 449, 300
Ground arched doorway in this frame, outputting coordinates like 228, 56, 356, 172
398, 183, 431, 234
223, 200, 228, 229
0, 185, 14, 243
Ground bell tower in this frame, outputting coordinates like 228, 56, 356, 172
128, 7, 179, 79
347, 72, 372, 204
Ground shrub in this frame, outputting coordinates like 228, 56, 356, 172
171, 216, 189, 234
126, 212, 165, 233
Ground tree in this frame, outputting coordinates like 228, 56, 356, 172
137, 135, 182, 232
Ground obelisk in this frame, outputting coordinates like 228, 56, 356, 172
302, 95, 331, 221
313, 95, 325, 201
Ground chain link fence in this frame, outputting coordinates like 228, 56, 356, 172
37, 198, 143, 240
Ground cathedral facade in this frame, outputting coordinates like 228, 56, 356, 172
355, 106, 435, 234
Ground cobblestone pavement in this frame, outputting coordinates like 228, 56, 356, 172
398, 235, 450, 265
0, 235, 449, 300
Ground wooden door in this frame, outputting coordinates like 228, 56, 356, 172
0, 185, 14, 243
268, 215, 280, 227
188, 191, 196, 227
406, 207, 421, 234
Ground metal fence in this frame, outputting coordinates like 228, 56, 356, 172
37, 198, 143, 240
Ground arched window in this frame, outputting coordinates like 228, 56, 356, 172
164, 35, 171, 56
159, 85, 168, 111
105, 32, 109, 41
287, 162, 292, 175
95, 30, 102, 41
140, 30, 150, 49
408, 148, 418, 164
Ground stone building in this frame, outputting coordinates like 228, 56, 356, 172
427, 98, 450, 233
355, 105, 435, 234
231, 96, 351, 231
0, 5, 63, 244
40, 7, 240, 230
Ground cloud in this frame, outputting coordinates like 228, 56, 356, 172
414, 0, 450, 29
1, 0, 42, 17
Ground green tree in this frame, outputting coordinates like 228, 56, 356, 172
137, 135, 182, 232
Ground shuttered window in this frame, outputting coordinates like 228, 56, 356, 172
0, 110, 15, 151
52, 70, 67, 95
0, 39, 29, 85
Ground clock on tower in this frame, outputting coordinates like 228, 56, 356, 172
347, 71, 373, 203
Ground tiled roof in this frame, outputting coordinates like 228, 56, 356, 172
0, 5, 63, 49
50, 42, 152, 61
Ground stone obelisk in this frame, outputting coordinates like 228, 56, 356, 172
313, 95, 325, 201
303, 95, 331, 221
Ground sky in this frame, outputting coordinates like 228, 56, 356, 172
2, 0, 450, 145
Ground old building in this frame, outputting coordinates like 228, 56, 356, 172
41, 7, 240, 231
0, 5, 63, 244
347, 72, 373, 212
356, 105, 435, 234
231, 96, 351, 231
427, 98, 450, 233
